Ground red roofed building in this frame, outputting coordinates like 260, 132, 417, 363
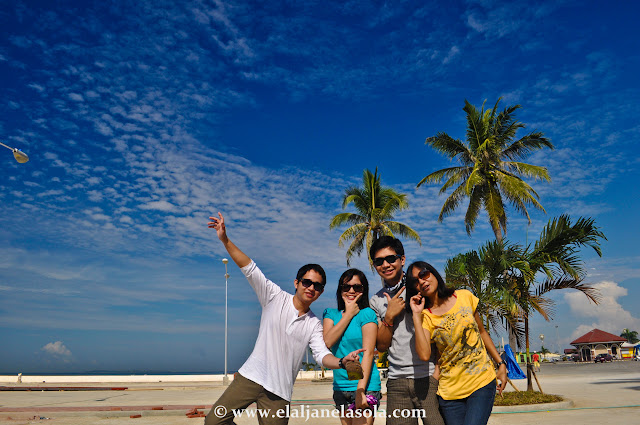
570, 329, 627, 361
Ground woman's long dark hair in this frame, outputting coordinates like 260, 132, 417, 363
336, 268, 370, 311
405, 261, 455, 311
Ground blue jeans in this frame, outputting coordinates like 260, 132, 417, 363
438, 380, 496, 425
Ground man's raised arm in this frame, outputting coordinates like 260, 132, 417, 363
208, 212, 251, 268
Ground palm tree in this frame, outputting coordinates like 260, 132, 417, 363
620, 328, 639, 344
330, 168, 421, 266
539, 346, 551, 360
507, 215, 605, 391
417, 98, 554, 242
445, 240, 525, 339
446, 215, 606, 391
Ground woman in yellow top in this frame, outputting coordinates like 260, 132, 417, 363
407, 261, 507, 425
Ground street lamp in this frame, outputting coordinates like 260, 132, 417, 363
0, 142, 29, 163
222, 258, 230, 385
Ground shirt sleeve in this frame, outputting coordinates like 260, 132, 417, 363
467, 290, 479, 314
240, 261, 282, 307
421, 311, 434, 333
368, 294, 386, 323
360, 308, 379, 327
322, 308, 335, 323
309, 320, 332, 364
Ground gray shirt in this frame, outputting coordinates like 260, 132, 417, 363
370, 282, 435, 379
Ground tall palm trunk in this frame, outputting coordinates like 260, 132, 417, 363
491, 223, 503, 243
525, 316, 533, 392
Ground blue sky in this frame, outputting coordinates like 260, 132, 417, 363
1, 0, 639, 373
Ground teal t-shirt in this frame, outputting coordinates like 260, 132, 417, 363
322, 307, 382, 391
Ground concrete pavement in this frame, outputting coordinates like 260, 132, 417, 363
0, 361, 638, 424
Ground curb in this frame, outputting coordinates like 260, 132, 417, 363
493, 400, 574, 413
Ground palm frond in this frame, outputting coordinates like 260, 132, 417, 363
464, 185, 485, 235
329, 212, 366, 229
438, 183, 468, 221
535, 275, 601, 305
417, 166, 470, 188
531, 215, 607, 277
503, 162, 551, 182
425, 133, 472, 162
385, 221, 421, 245
337, 223, 368, 248
345, 229, 368, 266
501, 132, 554, 161
464, 99, 485, 153
483, 184, 506, 239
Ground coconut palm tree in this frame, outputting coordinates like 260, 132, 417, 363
620, 328, 639, 344
330, 168, 421, 266
417, 98, 554, 242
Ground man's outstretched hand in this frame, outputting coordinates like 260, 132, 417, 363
208, 212, 229, 243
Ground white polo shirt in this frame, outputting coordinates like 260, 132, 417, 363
237, 261, 332, 401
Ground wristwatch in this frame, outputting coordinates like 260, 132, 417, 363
339, 357, 346, 369
496, 360, 506, 367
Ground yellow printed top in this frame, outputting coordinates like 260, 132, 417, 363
421, 289, 496, 400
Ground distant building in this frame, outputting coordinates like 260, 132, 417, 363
619, 342, 639, 359
570, 329, 627, 361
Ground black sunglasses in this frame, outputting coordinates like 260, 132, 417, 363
341, 283, 364, 293
372, 254, 401, 267
300, 278, 325, 292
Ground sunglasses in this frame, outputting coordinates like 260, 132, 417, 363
372, 254, 401, 267
299, 278, 325, 292
417, 269, 432, 280
341, 283, 364, 293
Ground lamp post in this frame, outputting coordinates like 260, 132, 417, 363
0, 142, 29, 163
222, 258, 230, 385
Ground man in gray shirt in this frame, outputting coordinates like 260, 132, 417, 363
369, 236, 444, 425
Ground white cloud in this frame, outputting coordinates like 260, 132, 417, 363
41, 341, 73, 358
565, 281, 640, 339
442, 46, 460, 64
139, 200, 179, 213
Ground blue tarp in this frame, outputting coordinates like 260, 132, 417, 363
502, 344, 526, 379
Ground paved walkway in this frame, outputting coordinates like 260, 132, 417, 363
1, 362, 638, 424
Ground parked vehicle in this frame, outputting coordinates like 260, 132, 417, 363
594, 353, 613, 363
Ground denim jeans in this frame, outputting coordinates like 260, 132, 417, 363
437, 380, 496, 425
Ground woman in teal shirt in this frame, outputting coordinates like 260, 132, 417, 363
323, 269, 381, 425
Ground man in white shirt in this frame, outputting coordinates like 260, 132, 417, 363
205, 212, 364, 425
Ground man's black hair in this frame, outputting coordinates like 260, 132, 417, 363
296, 264, 327, 285
369, 236, 405, 260
336, 269, 370, 311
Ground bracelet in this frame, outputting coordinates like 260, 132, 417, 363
381, 318, 393, 328
339, 357, 346, 369
495, 360, 506, 367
